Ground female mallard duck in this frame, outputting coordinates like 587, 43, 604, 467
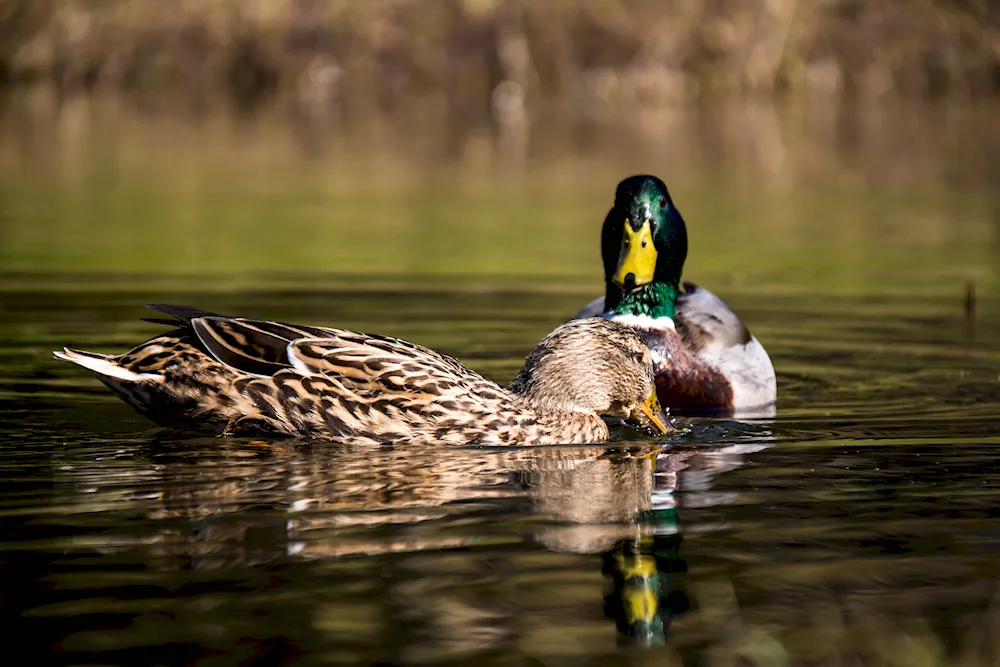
574, 175, 776, 414
54, 305, 668, 445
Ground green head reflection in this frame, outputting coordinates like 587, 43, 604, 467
602, 507, 689, 646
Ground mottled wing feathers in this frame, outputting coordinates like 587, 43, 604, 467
242, 319, 342, 341
288, 331, 493, 397
190, 329, 511, 444
191, 317, 294, 377
178, 314, 512, 439
171, 313, 343, 377
72, 305, 543, 444
144, 304, 487, 397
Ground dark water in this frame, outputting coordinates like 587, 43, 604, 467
2, 90, 1000, 665
3, 286, 999, 666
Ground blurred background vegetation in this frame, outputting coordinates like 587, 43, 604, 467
3, 0, 1000, 103
0, 0, 997, 294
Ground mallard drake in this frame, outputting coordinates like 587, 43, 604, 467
54, 305, 669, 445
574, 175, 776, 413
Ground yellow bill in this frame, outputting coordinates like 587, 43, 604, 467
631, 390, 671, 434
617, 552, 657, 580
613, 219, 658, 289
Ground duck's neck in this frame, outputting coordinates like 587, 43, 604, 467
606, 281, 679, 322
505, 378, 611, 444
520, 409, 610, 445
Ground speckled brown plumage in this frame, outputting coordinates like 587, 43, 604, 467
55, 305, 669, 445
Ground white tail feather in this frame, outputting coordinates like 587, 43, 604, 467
53, 348, 164, 383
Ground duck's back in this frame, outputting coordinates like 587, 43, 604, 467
56, 305, 608, 445
675, 284, 776, 410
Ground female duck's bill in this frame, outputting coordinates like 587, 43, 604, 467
631, 391, 668, 434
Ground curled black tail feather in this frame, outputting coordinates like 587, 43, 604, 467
145, 304, 227, 324
141, 318, 187, 326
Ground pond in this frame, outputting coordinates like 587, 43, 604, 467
1, 90, 999, 665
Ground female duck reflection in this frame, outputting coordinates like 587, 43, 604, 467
518, 450, 690, 646
101, 436, 768, 649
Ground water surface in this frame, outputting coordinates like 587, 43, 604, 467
1, 91, 1000, 665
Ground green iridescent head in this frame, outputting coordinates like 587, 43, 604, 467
601, 175, 688, 320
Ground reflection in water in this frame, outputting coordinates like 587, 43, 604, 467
3, 286, 999, 662
3, 82, 1000, 662
43, 433, 758, 650
604, 530, 688, 647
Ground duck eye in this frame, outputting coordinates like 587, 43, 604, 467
634, 352, 645, 364
659, 197, 667, 209
641, 240, 647, 248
